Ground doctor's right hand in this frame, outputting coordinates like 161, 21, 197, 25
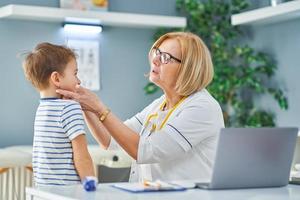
56, 85, 105, 114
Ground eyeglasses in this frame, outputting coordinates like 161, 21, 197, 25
150, 47, 181, 64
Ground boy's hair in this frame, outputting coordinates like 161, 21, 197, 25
22, 42, 76, 90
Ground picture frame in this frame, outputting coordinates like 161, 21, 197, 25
60, 0, 108, 11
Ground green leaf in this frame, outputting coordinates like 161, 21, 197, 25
144, 82, 159, 94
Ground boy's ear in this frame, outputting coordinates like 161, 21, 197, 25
50, 71, 61, 88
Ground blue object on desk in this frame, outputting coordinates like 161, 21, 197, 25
83, 177, 98, 191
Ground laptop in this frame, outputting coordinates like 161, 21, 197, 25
196, 127, 298, 189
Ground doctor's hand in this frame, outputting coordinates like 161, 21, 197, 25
56, 85, 105, 114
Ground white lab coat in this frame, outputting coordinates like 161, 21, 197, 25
108, 89, 225, 182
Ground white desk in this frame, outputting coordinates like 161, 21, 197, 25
26, 183, 300, 200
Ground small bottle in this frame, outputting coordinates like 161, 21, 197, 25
82, 176, 98, 191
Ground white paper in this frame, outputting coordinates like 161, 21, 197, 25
67, 39, 100, 91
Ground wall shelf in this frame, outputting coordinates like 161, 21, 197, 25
0, 4, 186, 28
231, 0, 300, 26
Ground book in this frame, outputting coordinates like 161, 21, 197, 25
60, 0, 108, 11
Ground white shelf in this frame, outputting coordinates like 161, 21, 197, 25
0, 4, 186, 28
231, 0, 300, 26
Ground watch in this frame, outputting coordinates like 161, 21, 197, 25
98, 108, 111, 122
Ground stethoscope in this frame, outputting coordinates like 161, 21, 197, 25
141, 96, 187, 136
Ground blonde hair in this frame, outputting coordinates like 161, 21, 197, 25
22, 42, 76, 90
150, 32, 214, 96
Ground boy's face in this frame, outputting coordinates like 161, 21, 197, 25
59, 58, 81, 92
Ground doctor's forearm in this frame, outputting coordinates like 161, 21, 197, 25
102, 112, 140, 160
84, 111, 111, 149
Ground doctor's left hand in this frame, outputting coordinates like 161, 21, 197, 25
56, 85, 105, 114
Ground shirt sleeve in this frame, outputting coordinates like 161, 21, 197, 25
124, 115, 144, 134
125, 96, 164, 134
107, 113, 147, 150
106, 116, 143, 150
137, 101, 224, 164
61, 101, 86, 140
108, 96, 164, 150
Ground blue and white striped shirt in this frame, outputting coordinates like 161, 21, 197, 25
32, 98, 85, 186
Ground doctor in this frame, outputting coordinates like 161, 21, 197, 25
57, 32, 225, 182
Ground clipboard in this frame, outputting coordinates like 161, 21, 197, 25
111, 181, 187, 193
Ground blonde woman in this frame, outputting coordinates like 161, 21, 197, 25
57, 32, 225, 182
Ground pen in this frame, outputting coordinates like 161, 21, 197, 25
143, 180, 161, 188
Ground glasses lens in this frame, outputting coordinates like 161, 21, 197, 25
155, 48, 160, 56
161, 53, 171, 64
151, 48, 173, 64
151, 48, 159, 59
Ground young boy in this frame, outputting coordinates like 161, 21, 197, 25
23, 42, 96, 186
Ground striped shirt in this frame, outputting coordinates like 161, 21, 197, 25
32, 98, 85, 186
